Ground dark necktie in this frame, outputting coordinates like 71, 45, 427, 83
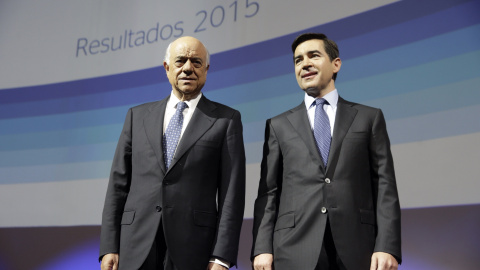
163, 101, 188, 169
314, 98, 331, 167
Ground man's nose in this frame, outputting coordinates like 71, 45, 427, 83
302, 58, 312, 69
182, 59, 194, 73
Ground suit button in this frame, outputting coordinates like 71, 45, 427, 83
321, 207, 327, 214
156, 206, 162, 212
325, 178, 331, 184
164, 181, 169, 185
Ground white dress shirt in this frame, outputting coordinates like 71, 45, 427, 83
304, 89, 339, 136
163, 91, 202, 137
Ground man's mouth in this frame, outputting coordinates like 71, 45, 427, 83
302, 72, 317, 79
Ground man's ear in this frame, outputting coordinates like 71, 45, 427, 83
163, 61, 169, 72
332, 57, 342, 73
333, 57, 342, 73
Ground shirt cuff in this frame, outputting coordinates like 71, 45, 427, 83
209, 257, 230, 268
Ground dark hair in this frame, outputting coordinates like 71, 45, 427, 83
291, 33, 340, 80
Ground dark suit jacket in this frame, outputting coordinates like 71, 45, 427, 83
100, 95, 246, 270
252, 97, 401, 270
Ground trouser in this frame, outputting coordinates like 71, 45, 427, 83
140, 220, 178, 270
315, 218, 347, 270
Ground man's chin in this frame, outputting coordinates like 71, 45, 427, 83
303, 87, 320, 98
175, 86, 202, 99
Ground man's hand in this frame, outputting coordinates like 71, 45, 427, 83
207, 262, 227, 270
370, 252, 398, 270
253, 253, 274, 270
100, 253, 119, 270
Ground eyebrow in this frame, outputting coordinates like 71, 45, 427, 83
175, 56, 203, 62
294, 50, 322, 60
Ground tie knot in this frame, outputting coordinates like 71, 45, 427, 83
315, 98, 328, 106
176, 101, 188, 112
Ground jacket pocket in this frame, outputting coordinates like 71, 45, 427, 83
121, 210, 135, 225
274, 212, 295, 231
195, 139, 221, 148
344, 131, 368, 139
194, 210, 217, 228
360, 209, 375, 225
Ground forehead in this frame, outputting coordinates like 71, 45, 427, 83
294, 39, 325, 55
170, 41, 206, 59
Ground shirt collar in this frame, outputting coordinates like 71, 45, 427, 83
167, 91, 203, 110
305, 89, 339, 109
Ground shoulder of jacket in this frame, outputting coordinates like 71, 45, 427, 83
340, 98, 381, 114
269, 102, 304, 122
205, 98, 240, 118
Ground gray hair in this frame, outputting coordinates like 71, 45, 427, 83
164, 40, 210, 66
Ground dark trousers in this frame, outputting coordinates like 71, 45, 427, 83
140, 220, 178, 270
315, 219, 347, 270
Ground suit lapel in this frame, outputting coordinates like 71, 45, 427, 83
144, 98, 168, 175
168, 95, 216, 172
286, 103, 324, 167
326, 97, 357, 176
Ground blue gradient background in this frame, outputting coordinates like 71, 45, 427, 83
1, 0, 479, 269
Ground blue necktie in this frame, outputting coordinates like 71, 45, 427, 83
314, 98, 331, 167
163, 101, 188, 169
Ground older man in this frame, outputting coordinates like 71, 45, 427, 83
100, 36, 246, 270
252, 33, 401, 270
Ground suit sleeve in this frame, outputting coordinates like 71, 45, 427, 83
251, 119, 282, 259
99, 109, 133, 260
211, 110, 246, 267
370, 109, 402, 263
